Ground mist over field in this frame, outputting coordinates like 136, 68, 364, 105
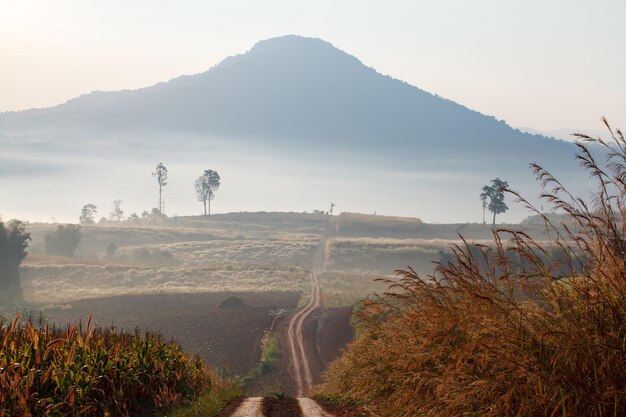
0, 132, 588, 224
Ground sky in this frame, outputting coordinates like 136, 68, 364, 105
1, 0, 625, 132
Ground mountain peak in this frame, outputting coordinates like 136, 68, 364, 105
239, 34, 362, 69
249, 34, 335, 51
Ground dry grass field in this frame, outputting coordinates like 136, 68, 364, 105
18, 211, 570, 309
318, 271, 387, 307
21, 263, 308, 304
19, 213, 324, 306
325, 237, 468, 275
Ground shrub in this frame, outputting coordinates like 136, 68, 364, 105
44, 224, 81, 257
0, 220, 30, 304
319, 120, 626, 416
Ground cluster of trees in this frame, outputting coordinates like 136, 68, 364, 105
194, 169, 220, 215
79, 164, 221, 224
44, 224, 82, 257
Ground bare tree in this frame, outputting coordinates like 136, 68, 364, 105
194, 169, 221, 215
110, 199, 124, 222
152, 163, 168, 215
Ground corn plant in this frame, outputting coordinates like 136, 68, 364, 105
0, 315, 212, 416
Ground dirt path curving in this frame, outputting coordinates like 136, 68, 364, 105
229, 220, 338, 416
286, 243, 325, 396
287, 217, 333, 397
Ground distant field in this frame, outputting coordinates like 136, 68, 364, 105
319, 271, 387, 307
21, 263, 308, 304
21, 213, 325, 305
19, 211, 568, 308
25, 213, 326, 258
334, 212, 567, 241
325, 237, 465, 275
334, 212, 423, 238
320, 237, 462, 307
116, 236, 319, 267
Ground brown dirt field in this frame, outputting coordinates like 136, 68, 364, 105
301, 306, 355, 391
42, 291, 300, 378
316, 307, 354, 366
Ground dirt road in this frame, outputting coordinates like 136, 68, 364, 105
286, 240, 326, 397
230, 397, 264, 417
229, 397, 333, 416
228, 220, 341, 416
287, 218, 333, 397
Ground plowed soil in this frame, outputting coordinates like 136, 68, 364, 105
42, 291, 300, 377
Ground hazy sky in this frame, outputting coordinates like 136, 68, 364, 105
1, 0, 625, 131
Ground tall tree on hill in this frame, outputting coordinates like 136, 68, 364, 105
152, 163, 168, 215
480, 178, 509, 225
0, 220, 30, 305
194, 170, 221, 215
79, 203, 97, 224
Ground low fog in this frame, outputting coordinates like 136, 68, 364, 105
0, 129, 589, 224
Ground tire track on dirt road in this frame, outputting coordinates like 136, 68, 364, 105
229, 397, 333, 417
287, 219, 332, 397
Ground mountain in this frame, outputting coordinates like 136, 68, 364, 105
1, 35, 572, 161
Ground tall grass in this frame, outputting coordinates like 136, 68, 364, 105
0, 315, 213, 416
319, 120, 626, 416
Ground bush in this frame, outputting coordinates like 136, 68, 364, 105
0, 220, 30, 304
319, 121, 626, 416
132, 247, 176, 265
44, 224, 81, 257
